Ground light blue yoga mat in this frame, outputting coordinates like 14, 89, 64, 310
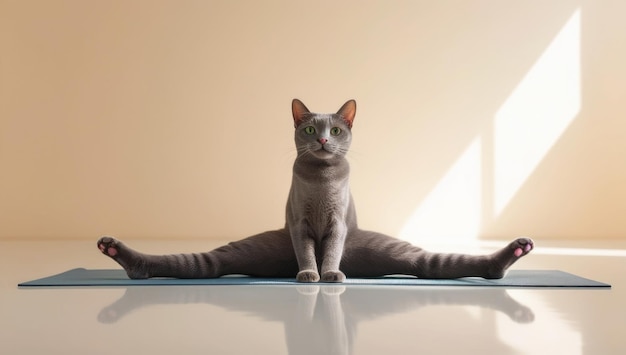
18, 268, 610, 288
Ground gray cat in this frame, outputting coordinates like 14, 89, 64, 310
98, 99, 533, 282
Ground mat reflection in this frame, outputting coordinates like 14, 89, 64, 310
99, 285, 534, 354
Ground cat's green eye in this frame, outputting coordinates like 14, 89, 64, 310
330, 127, 342, 136
304, 126, 316, 135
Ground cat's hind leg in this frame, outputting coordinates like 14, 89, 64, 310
98, 236, 221, 279
340, 231, 534, 279
97, 229, 299, 279
210, 229, 299, 277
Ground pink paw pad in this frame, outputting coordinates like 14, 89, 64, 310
98, 239, 118, 257
514, 248, 523, 257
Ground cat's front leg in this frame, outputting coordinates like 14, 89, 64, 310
320, 222, 347, 283
291, 224, 320, 282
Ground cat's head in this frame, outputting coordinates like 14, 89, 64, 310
291, 99, 356, 160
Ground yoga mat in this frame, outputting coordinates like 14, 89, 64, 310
18, 268, 610, 288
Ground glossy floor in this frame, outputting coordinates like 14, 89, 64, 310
1, 239, 624, 354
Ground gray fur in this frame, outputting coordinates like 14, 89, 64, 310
98, 99, 534, 282
287, 99, 356, 282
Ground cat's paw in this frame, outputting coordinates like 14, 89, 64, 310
97, 236, 149, 279
511, 237, 534, 258
321, 270, 346, 283
98, 236, 122, 258
486, 237, 535, 279
297, 270, 320, 283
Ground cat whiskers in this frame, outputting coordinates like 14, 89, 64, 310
333, 145, 350, 156
295, 145, 315, 158
322, 143, 351, 157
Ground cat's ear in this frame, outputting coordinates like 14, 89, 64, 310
337, 99, 356, 128
292, 99, 310, 128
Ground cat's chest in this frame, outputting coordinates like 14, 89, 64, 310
304, 185, 347, 215
288, 160, 352, 231
288, 175, 351, 226
293, 179, 348, 210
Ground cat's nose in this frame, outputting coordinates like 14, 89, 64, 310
318, 138, 328, 145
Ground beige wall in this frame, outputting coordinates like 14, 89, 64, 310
1, 0, 624, 241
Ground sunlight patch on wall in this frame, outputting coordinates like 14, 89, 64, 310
399, 138, 481, 243
494, 9, 581, 216
400, 9, 581, 243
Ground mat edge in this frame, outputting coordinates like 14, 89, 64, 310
17, 268, 611, 288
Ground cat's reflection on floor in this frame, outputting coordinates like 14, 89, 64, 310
98, 285, 534, 354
